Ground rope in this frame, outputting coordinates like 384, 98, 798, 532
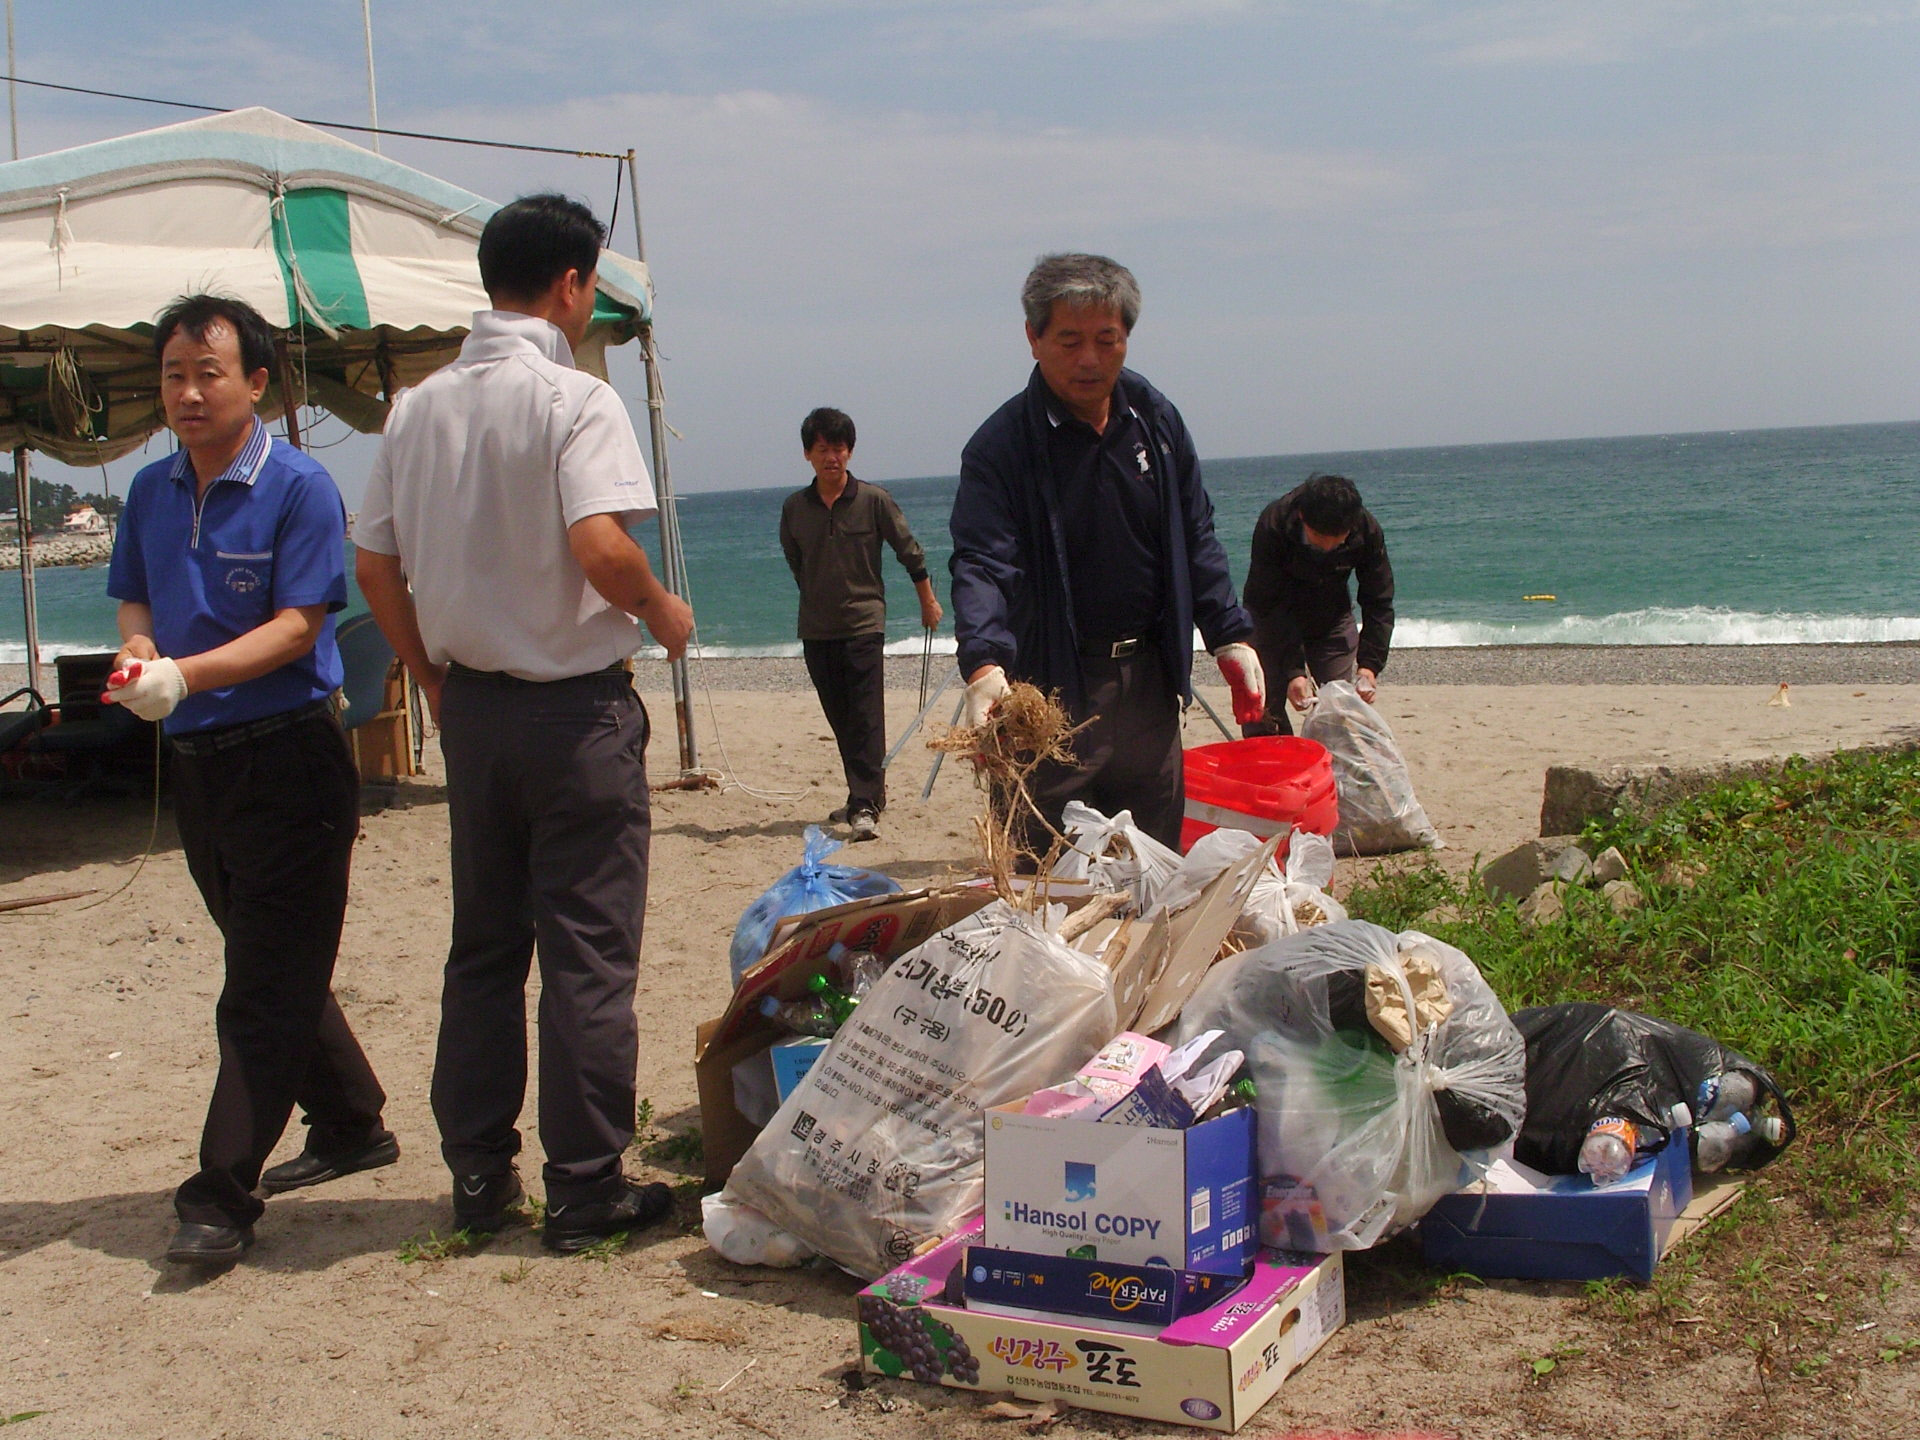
2, 723, 163, 919
4, 74, 630, 158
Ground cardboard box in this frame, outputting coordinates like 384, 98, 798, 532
769, 1036, 830, 1102
962, 1244, 1247, 1332
694, 886, 1001, 1187
1417, 1133, 1745, 1283
984, 1102, 1256, 1276
859, 1220, 1344, 1433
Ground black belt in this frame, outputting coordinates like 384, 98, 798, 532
171, 699, 331, 756
1078, 636, 1144, 659
446, 660, 629, 686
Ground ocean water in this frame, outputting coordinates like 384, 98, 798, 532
7, 420, 1917, 663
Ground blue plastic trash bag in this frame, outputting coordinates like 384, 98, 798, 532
728, 825, 901, 985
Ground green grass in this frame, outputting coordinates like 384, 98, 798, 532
1350, 747, 1920, 1217
1346, 748, 1920, 1381
396, 1228, 475, 1264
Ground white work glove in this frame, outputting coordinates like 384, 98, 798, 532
961, 665, 1010, 730
1213, 642, 1267, 726
104, 656, 188, 722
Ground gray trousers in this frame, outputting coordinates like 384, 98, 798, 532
434, 665, 651, 1206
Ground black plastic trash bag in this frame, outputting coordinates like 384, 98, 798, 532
1513, 1003, 1796, 1174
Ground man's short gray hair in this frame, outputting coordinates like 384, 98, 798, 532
1021, 253, 1142, 335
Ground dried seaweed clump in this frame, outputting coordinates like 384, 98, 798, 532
929, 682, 1087, 898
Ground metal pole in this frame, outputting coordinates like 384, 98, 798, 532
275, 340, 304, 449
7, 0, 19, 161
883, 664, 958, 769
360, 0, 381, 154
625, 148, 699, 775
15, 446, 42, 697
1190, 687, 1237, 743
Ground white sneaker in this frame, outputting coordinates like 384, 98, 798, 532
850, 809, 878, 841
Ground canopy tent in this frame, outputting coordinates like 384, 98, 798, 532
0, 107, 700, 772
0, 106, 651, 462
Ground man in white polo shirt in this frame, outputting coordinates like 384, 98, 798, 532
355, 193, 693, 1254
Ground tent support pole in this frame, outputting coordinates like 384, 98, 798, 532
275, 340, 304, 449
14, 445, 42, 697
625, 148, 699, 777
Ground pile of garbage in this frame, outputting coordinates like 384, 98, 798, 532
692, 784, 1795, 1431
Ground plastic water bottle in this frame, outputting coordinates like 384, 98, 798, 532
1695, 1112, 1752, 1173
1698, 1112, 1786, 1171
1697, 1072, 1757, 1125
1578, 1115, 1639, 1186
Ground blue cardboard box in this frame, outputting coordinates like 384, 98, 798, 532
769, 1036, 829, 1102
1418, 1132, 1696, 1284
962, 1244, 1247, 1332
984, 1101, 1257, 1277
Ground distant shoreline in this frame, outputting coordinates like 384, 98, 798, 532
0, 534, 113, 571
8, 642, 1920, 698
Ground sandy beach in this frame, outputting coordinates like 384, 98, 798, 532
3, 649, 1917, 1439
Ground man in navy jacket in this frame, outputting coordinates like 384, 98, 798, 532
949, 253, 1265, 850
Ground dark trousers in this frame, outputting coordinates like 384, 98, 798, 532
802, 633, 887, 815
1247, 613, 1359, 737
435, 666, 651, 1207
1024, 646, 1185, 853
170, 709, 386, 1228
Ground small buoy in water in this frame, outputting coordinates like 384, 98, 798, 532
1768, 683, 1792, 708
1522, 593, 1556, 602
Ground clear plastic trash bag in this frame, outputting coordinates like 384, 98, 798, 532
1173, 919, 1525, 1251
722, 900, 1117, 1279
1299, 681, 1441, 855
1050, 800, 1185, 910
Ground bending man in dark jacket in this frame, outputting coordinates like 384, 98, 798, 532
949, 252, 1264, 851
1242, 473, 1395, 736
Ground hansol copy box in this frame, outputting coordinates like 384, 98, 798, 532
984, 1101, 1256, 1276
859, 1219, 1345, 1433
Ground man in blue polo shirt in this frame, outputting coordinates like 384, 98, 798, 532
104, 294, 393, 1268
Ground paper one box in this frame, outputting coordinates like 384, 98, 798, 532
859, 1219, 1345, 1433
984, 1102, 1256, 1276
1418, 1131, 1742, 1283
962, 1244, 1247, 1332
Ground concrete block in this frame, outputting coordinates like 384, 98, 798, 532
1517, 882, 1566, 927
1481, 835, 1582, 902
1551, 846, 1595, 885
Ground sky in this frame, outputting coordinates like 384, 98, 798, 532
8, 0, 1920, 505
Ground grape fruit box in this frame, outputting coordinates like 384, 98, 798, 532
858, 1219, 1344, 1433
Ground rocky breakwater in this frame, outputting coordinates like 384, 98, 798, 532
1, 533, 114, 570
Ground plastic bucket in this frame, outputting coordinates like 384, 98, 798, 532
1180, 736, 1338, 853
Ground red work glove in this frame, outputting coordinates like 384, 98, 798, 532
1213, 643, 1267, 726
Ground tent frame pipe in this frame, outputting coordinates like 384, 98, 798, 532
624, 149, 698, 777
14, 445, 41, 696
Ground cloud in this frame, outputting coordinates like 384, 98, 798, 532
1426, 0, 1919, 68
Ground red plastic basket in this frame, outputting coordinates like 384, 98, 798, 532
1180, 736, 1339, 854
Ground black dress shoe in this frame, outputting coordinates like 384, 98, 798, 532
165, 1221, 255, 1267
542, 1180, 674, 1254
452, 1168, 525, 1235
260, 1132, 400, 1194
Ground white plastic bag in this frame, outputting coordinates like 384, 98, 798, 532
1050, 801, 1184, 909
1172, 828, 1347, 949
1173, 919, 1524, 1251
1299, 681, 1440, 855
722, 901, 1117, 1279
701, 1192, 816, 1268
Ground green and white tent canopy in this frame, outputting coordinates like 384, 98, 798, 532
0, 106, 652, 464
